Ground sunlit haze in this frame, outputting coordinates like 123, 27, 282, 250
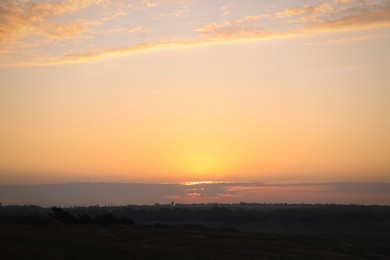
0, 0, 389, 204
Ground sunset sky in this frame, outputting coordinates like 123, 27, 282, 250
0, 0, 389, 191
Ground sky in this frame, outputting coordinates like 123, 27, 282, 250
0, 0, 390, 197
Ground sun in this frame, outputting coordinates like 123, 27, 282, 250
180, 150, 232, 180
186, 155, 217, 176
170, 136, 237, 180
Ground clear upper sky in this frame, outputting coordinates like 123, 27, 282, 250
0, 0, 389, 185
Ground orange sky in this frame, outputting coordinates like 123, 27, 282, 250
0, 0, 389, 185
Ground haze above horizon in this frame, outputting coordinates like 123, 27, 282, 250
0, 1, 389, 204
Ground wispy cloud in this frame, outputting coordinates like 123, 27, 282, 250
102, 9, 128, 22
220, 6, 229, 17
197, 1, 390, 41
196, 16, 266, 40
143, 0, 158, 8
107, 26, 151, 35
333, 0, 353, 4
1, 0, 389, 67
313, 5, 390, 30
160, 7, 188, 17
35, 19, 96, 39
0, 0, 104, 42
273, 2, 338, 22
49, 40, 202, 66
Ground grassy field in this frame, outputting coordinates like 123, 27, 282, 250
0, 205, 389, 259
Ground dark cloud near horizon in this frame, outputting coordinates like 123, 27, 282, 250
0, 182, 389, 206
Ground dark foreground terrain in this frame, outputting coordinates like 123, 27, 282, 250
1, 204, 389, 259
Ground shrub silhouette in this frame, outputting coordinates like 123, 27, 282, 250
49, 207, 136, 226
94, 213, 116, 226
118, 216, 135, 225
50, 207, 78, 224
77, 214, 94, 225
